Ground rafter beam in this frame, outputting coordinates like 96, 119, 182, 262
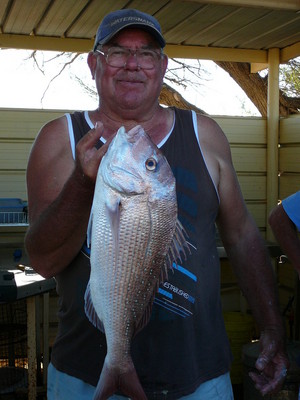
0, 34, 94, 53
165, 44, 267, 63
182, 0, 300, 11
1, 34, 298, 64
250, 63, 268, 73
280, 41, 300, 63
0, 33, 268, 62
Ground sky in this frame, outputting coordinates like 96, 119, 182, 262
0, 49, 260, 116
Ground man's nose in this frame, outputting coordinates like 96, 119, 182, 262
124, 53, 140, 71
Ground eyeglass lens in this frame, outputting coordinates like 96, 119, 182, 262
105, 47, 161, 69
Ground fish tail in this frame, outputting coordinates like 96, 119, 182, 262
93, 361, 147, 400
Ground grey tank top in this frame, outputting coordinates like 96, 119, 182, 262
51, 107, 232, 399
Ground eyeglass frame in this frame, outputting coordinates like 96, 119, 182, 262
95, 45, 164, 70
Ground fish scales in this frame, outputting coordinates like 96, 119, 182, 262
91, 190, 175, 363
85, 125, 185, 400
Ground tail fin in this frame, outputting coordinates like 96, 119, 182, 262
94, 360, 147, 400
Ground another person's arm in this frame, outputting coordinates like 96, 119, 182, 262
269, 201, 300, 278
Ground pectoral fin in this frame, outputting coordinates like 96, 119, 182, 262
86, 208, 93, 248
106, 196, 121, 252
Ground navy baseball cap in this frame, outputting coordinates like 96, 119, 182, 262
93, 9, 166, 50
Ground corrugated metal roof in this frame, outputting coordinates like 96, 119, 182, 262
0, 0, 299, 61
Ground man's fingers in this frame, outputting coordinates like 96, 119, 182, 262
249, 365, 288, 396
255, 353, 272, 371
80, 121, 104, 150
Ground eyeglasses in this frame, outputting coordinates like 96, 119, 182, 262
95, 46, 163, 70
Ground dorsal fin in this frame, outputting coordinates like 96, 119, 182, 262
167, 219, 192, 270
133, 219, 194, 336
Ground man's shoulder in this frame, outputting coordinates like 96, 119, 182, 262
37, 115, 68, 142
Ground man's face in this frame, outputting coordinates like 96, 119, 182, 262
89, 28, 168, 115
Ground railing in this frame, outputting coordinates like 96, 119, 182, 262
0, 212, 28, 226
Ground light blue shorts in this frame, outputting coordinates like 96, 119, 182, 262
47, 363, 233, 399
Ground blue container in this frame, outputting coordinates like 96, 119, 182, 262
0, 198, 27, 224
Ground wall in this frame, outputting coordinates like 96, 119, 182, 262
0, 109, 66, 200
277, 114, 300, 338
0, 109, 268, 227
214, 116, 267, 234
0, 109, 268, 316
213, 116, 268, 313
0, 109, 300, 350
0, 109, 269, 290
278, 114, 300, 199
0, 109, 68, 271
0, 109, 299, 346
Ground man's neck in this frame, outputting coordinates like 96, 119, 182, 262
89, 105, 173, 145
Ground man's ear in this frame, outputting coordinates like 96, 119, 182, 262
162, 53, 168, 75
87, 52, 97, 80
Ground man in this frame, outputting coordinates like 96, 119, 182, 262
25, 8, 289, 400
269, 191, 300, 278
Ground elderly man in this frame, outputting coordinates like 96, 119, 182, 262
25, 8, 288, 400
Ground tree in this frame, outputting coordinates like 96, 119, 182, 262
63, 54, 209, 114
215, 59, 300, 117
163, 58, 300, 116
27, 50, 300, 116
280, 59, 300, 97
159, 82, 206, 114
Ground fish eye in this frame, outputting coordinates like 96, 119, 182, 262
145, 157, 157, 171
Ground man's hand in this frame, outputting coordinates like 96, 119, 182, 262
249, 329, 289, 396
75, 121, 112, 184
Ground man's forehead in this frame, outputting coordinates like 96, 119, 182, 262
106, 27, 160, 47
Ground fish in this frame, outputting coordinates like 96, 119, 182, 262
84, 125, 189, 400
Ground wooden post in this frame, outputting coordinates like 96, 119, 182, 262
27, 296, 37, 400
43, 292, 50, 386
266, 48, 280, 241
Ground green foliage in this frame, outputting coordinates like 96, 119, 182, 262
280, 58, 300, 97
